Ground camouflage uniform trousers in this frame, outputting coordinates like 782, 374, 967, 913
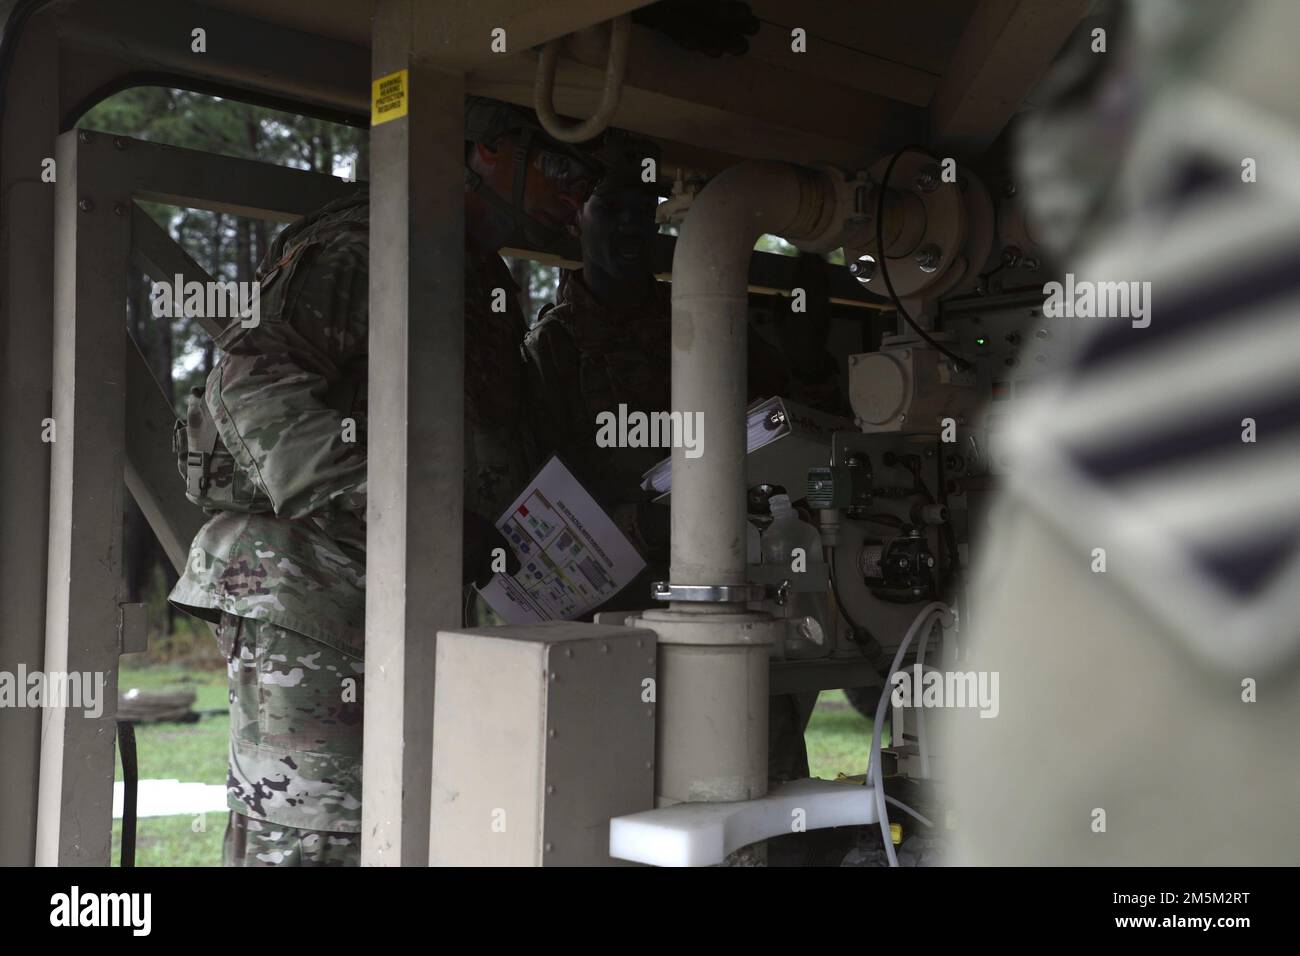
222, 812, 360, 866
215, 612, 365, 866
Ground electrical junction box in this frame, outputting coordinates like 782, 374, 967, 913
849, 336, 979, 435
429, 622, 657, 866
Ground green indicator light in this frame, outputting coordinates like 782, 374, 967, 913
975, 336, 987, 346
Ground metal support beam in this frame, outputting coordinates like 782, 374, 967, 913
123, 335, 205, 574
36, 129, 132, 866
413, 0, 651, 68
364, 0, 466, 866
130, 205, 220, 337
123, 140, 358, 223
126, 206, 218, 572
469, 54, 888, 171
928, 0, 1089, 158
0, 9, 58, 868
60, 0, 370, 121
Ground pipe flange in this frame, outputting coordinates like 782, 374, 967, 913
851, 149, 965, 300
633, 608, 781, 646
651, 582, 766, 604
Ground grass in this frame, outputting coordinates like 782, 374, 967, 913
112, 660, 227, 867
806, 688, 877, 781
112, 813, 226, 867
111, 657, 878, 866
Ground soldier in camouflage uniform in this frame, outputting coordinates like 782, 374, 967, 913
522, 140, 674, 577
169, 98, 600, 866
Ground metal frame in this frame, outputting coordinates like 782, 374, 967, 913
34, 129, 357, 865
363, 3, 466, 866
0, 9, 59, 867
362, 0, 647, 868
36, 127, 133, 867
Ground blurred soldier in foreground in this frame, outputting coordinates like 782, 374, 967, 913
946, 0, 1300, 864
169, 97, 599, 865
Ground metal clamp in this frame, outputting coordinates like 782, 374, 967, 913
651, 582, 766, 604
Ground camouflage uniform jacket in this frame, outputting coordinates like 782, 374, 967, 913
170, 192, 534, 658
522, 270, 674, 559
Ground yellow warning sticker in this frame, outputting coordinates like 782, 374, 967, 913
372, 69, 408, 125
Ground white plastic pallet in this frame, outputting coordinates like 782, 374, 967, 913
609, 777, 879, 867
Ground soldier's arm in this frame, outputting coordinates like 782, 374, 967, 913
522, 315, 598, 468
208, 232, 368, 520
523, 316, 666, 560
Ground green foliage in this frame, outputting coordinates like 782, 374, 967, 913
755, 233, 798, 256
528, 260, 561, 312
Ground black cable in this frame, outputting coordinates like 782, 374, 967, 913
826, 548, 887, 670
117, 720, 138, 867
895, 453, 935, 504
875, 144, 971, 371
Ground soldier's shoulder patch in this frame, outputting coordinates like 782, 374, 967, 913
1001, 220, 1300, 675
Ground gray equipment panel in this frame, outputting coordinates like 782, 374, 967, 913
430, 622, 657, 866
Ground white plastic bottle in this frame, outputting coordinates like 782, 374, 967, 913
760, 494, 829, 659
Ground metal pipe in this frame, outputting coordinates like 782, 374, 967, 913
631, 161, 841, 808
669, 160, 838, 597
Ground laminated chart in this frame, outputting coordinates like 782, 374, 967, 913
475, 456, 646, 624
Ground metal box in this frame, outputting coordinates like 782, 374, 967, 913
849, 337, 980, 435
429, 622, 657, 866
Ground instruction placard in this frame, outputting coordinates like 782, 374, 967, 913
371, 69, 408, 125
475, 456, 646, 624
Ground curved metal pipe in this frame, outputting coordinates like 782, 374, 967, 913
669, 161, 838, 601
630, 162, 840, 809
534, 15, 630, 143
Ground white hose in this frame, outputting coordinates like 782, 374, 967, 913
534, 15, 630, 143
915, 628, 934, 779
867, 601, 953, 867
886, 795, 934, 829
